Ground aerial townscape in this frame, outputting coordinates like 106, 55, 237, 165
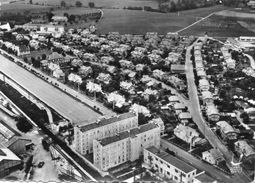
0, 0, 255, 182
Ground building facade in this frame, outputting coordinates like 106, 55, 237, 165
93, 123, 160, 171
74, 112, 138, 155
143, 146, 197, 183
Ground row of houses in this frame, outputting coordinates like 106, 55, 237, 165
194, 41, 220, 122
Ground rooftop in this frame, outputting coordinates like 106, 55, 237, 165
216, 121, 236, 134
0, 148, 21, 162
146, 146, 196, 173
80, 112, 136, 132
98, 123, 158, 146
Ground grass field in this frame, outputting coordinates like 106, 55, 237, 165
23, 0, 160, 9
180, 14, 255, 37
95, 6, 228, 35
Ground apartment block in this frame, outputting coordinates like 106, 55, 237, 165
93, 123, 160, 171
74, 112, 138, 155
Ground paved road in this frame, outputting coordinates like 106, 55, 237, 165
0, 54, 101, 125
185, 40, 251, 183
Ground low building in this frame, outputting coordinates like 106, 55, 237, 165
93, 123, 160, 171
174, 124, 201, 146
201, 91, 213, 105
202, 148, 224, 165
206, 104, 220, 122
168, 76, 186, 90
173, 103, 186, 114
0, 121, 32, 155
216, 121, 237, 140
52, 16, 68, 23
144, 146, 197, 183
197, 69, 206, 78
199, 79, 210, 91
178, 112, 192, 124
0, 148, 22, 178
171, 64, 185, 73
168, 95, 180, 103
74, 112, 138, 155
234, 140, 255, 161
97, 73, 112, 85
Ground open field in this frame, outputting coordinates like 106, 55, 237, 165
180, 14, 255, 37
95, 6, 228, 35
53, 7, 100, 15
22, 0, 160, 9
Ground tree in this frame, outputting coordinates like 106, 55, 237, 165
29, 0, 33, 4
88, 2, 95, 8
69, 14, 76, 23
170, 1, 177, 12
42, 54, 47, 60
75, 1, 82, 7
16, 116, 33, 133
63, 12, 69, 19
46, 12, 54, 22
60, 0, 66, 7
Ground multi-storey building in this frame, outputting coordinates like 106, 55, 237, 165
93, 123, 160, 171
74, 112, 138, 155
143, 146, 197, 183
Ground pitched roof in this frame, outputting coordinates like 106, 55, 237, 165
146, 146, 196, 173
0, 148, 21, 162
80, 112, 136, 132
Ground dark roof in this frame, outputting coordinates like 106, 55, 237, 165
99, 123, 158, 146
195, 173, 216, 183
0, 149, 6, 156
146, 146, 196, 173
80, 112, 136, 132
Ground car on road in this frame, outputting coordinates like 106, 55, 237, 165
38, 161, 45, 168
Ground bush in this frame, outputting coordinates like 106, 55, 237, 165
16, 116, 33, 133
88, 2, 95, 8
76, 1, 82, 7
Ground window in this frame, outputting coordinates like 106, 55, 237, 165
175, 169, 179, 173
167, 171, 170, 175
167, 165, 170, 168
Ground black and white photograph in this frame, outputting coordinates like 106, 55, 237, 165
0, 0, 254, 182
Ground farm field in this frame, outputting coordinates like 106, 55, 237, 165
22, 0, 160, 9
95, 6, 228, 35
180, 14, 255, 37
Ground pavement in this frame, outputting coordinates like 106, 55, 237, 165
0, 54, 103, 125
185, 39, 251, 183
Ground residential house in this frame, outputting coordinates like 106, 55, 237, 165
174, 124, 202, 146
197, 69, 207, 78
168, 76, 186, 90
74, 112, 138, 154
78, 66, 92, 78
52, 16, 68, 23
199, 79, 210, 91
100, 56, 114, 65
173, 103, 186, 114
202, 148, 224, 165
234, 140, 255, 161
93, 123, 160, 171
97, 73, 112, 85
201, 91, 213, 105
168, 95, 180, 104
171, 64, 185, 74
143, 146, 197, 183
206, 104, 220, 122
178, 112, 192, 124
119, 60, 134, 69
216, 121, 237, 140
153, 69, 165, 80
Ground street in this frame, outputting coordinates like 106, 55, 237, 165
185, 40, 251, 183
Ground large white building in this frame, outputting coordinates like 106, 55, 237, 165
143, 146, 197, 183
93, 123, 160, 171
74, 112, 138, 155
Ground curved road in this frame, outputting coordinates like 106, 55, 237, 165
185, 39, 251, 183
